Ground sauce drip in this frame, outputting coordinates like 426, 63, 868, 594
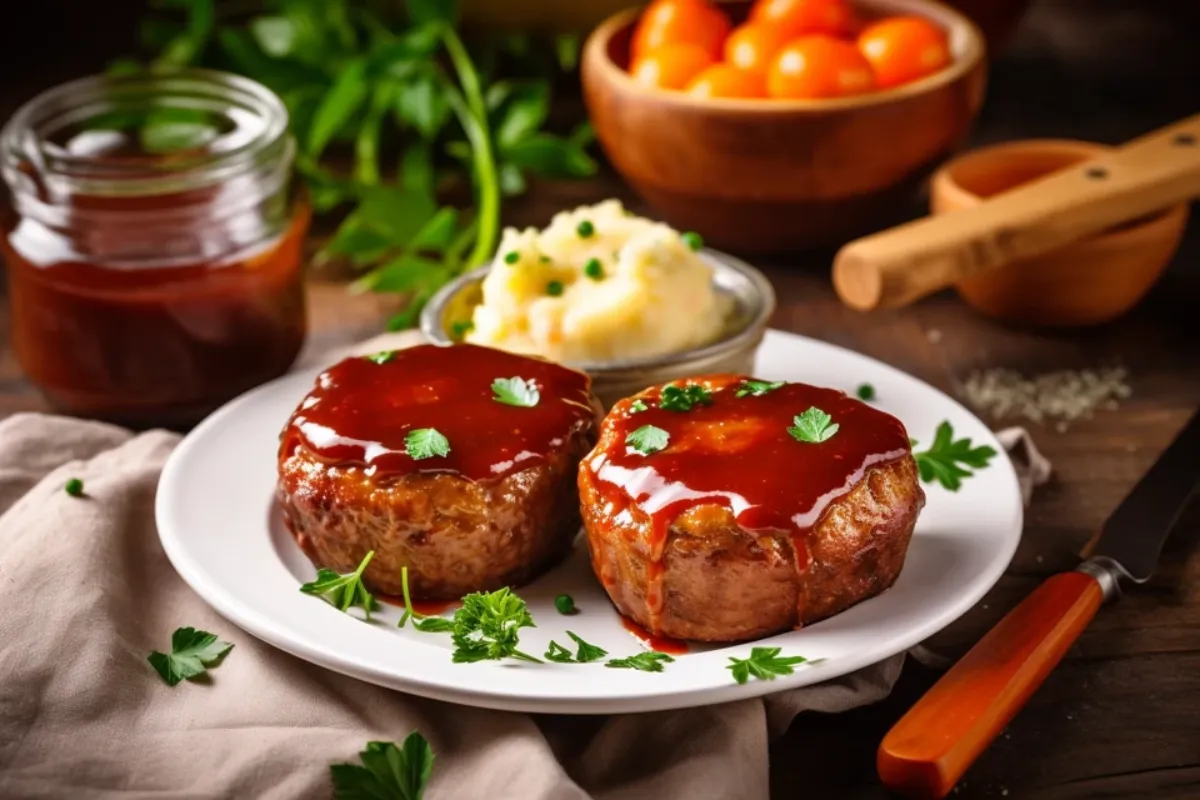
621, 615, 689, 655
587, 377, 912, 628
281, 343, 595, 482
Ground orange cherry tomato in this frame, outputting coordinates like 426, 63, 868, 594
723, 23, 791, 75
857, 16, 952, 88
767, 35, 876, 99
631, 0, 732, 62
750, 0, 855, 39
686, 64, 767, 98
631, 43, 716, 91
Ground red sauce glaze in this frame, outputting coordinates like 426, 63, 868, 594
621, 615, 689, 655
280, 343, 596, 482
377, 595, 460, 617
586, 376, 912, 628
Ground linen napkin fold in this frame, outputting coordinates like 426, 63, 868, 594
0, 358, 1048, 799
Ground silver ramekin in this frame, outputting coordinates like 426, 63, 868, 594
419, 249, 776, 408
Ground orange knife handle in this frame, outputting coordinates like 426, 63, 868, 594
878, 569, 1110, 799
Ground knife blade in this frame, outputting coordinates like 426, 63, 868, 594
877, 407, 1200, 799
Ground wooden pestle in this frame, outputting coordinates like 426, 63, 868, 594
832, 113, 1200, 311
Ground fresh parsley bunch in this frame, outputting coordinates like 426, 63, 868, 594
124, 0, 596, 328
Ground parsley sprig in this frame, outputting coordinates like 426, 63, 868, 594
788, 407, 839, 443
300, 551, 379, 619
659, 383, 712, 412
736, 379, 784, 398
491, 376, 540, 407
911, 421, 998, 491
450, 587, 542, 663
405, 428, 451, 460
545, 631, 608, 663
331, 733, 434, 800
606, 651, 675, 672
626, 424, 669, 455
726, 647, 807, 685
147, 627, 234, 687
397, 566, 456, 632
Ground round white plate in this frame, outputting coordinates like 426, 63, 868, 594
156, 329, 1022, 714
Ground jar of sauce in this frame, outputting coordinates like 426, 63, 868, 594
1, 70, 308, 429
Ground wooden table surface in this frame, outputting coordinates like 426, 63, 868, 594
2, 2, 1199, 798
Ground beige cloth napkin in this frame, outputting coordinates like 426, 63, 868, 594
0, 353, 1049, 798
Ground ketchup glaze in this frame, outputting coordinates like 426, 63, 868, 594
281, 343, 596, 482
584, 375, 913, 628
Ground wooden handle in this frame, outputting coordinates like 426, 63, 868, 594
877, 571, 1105, 799
833, 114, 1200, 310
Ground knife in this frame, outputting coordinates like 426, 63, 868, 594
877, 408, 1200, 799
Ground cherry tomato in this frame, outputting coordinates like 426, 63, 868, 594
857, 16, 951, 88
632, 0, 732, 62
767, 35, 876, 99
631, 43, 716, 91
723, 24, 791, 75
750, 0, 855, 39
686, 64, 767, 98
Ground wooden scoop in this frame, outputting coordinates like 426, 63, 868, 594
833, 114, 1200, 311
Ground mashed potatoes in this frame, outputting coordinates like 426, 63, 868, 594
466, 200, 725, 364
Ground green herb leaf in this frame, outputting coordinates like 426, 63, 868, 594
147, 627, 234, 687
626, 425, 669, 455
788, 407, 839, 444
659, 383, 712, 412
405, 428, 450, 460
249, 16, 295, 57
307, 58, 369, 158
414, 617, 455, 633
545, 640, 575, 663
364, 350, 396, 365
911, 421, 998, 491
449, 587, 542, 663
629, 399, 648, 413
395, 69, 450, 141
331, 733, 435, 800
736, 380, 785, 398
494, 81, 549, 150
300, 551, 379, 619
406, 0, 458, 25
555, 33, 582, 71
856, 383, 876, 401
492, 377, 540, 408
606, 651, 674, 672
568, 631, 608, 663
726, 646, 806, 685
501, 132, 597, 178
64, 478, 85, 497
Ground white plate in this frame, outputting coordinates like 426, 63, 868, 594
156, 329, 1022, 714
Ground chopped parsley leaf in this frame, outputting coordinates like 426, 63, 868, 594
788, 407, 839, 443
736, 379, 784, 398
147, 627, 234, 687
726, 646, 806, 685
659, 383, 712, 412
606, 651, 674, 672
405, 428, 450, 460
491, 376, 540, 408
626, 424, 669, 455
911, 421, 998, 491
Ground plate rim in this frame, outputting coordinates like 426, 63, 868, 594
155, 327, 1023, 714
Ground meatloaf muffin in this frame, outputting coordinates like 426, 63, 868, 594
278, 343, 600, 599
578, 374, 924, 642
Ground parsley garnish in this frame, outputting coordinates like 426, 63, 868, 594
450, 587, 542, 663
726, 646, 807, 685
503, 250, 519, 264
577, 219, 595, 237
788, 407, 839, 443
545, 641, 575, 663
554, 594, 576, 614
629, 398, 648, 413
405, 428, 450, 460
606, 651, 675, 672
300, 551, 378, 619
546, 280, 564, 296
659, 383, 712, 412
681, 231, 704, 251
331, 733, 434, 800
911, 421, 998, 491
583, 257, 604, 280
491, 376, 540, 407
736, 379, 784, 398
364, 350, 396, 365
856, 383, 876, 401
147, 627, 234, 687
396, 566, 455, 632
64, 477, 84, 497
545, 631, 609, 664
626, 424, 669, 455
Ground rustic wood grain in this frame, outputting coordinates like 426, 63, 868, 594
1, 1, 1198, 798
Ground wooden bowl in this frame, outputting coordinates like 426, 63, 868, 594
931, 139, 1189, 327
581, 0, 988, 254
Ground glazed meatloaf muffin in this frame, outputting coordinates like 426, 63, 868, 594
278, 343, 600, 600
578, 374, 924, 642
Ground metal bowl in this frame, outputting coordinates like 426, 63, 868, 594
420, 250, 776, 408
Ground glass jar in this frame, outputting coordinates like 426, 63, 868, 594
1, 69, 308, 430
